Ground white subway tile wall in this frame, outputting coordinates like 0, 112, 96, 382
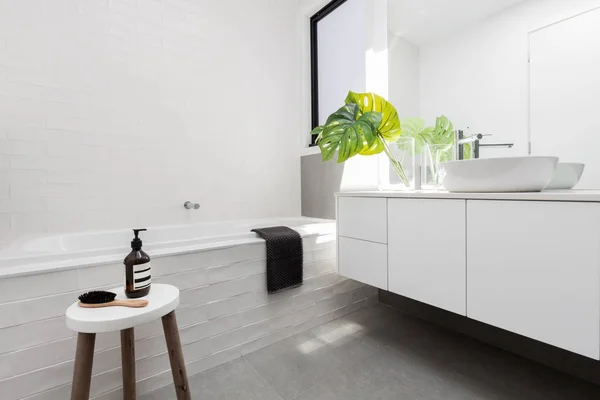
0, 234, 377, 400
0, 0, 303, 242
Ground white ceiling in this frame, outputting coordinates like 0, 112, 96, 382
388, 0, 529, 45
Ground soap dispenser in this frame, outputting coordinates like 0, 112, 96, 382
124, 229, 151, 298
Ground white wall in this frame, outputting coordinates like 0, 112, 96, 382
387, 34, 419, 119
0, 0, 303, 243
418, 0, 600, 158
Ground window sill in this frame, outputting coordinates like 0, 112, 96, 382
299, 146, 321, 157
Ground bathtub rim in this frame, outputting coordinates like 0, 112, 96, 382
0, 219, 335, 279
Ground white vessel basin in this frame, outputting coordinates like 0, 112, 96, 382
440, 157, 559, 193
544, 162, 585, 190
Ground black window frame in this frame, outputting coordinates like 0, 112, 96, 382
310, 0, 348, 146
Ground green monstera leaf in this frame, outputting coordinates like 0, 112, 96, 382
400, 115, 463, 159
313, 91, 410, 185
430, 115, 454, 146
311, 125, 325, 143
317, 103, 382, 163
401, 117, 434, 154
345, 91, 401, 143
430, 115, 468, 161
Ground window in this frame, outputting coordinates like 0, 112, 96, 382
310, 0, 349, 145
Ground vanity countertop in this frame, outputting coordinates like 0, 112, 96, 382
336, 190, 600, 202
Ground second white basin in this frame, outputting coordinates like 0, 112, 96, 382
544, 162, 585, 190
440, 157, 559, 192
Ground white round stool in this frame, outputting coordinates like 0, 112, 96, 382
66, 284, 191, 400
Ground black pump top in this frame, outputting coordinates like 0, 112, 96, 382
131, 229, 147, 250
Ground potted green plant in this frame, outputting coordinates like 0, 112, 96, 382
313, 91, 410, 186
402, 115, 466, 188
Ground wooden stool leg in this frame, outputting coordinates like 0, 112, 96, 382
162, 311, 191, 400
120, 328, 136, 400
71, 332, 96, 400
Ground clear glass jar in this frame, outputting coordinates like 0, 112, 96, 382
378, 137, 416, 190
422, 143, 455, 189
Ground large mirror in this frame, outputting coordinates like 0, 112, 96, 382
387, 0, 600, 188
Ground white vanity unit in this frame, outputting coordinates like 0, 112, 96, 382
336, 190, 600, 360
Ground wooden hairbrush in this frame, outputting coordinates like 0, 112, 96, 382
78, 291, 148, 308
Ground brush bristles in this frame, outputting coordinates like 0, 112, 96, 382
78, 290, 117, 304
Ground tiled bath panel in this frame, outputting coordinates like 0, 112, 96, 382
140, 304, 600, 400
0, 233, 377, 400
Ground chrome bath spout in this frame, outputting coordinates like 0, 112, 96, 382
184, 201, 200, 210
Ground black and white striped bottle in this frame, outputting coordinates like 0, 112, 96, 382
124, 229, 151, 298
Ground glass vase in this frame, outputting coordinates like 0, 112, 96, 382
422, 143, 454, 190
378, 137, 416, 190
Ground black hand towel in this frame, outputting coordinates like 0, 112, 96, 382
251, 226, 303, 293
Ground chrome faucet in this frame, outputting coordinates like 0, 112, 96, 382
476, 142, 515, 158
455, 130, 483, 160
455, 130, 514, 159
184, 201, 200, 210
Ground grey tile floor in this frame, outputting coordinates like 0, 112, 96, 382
141, 304, 600, 400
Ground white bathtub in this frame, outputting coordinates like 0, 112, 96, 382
0, 217, 335, 277
0, 216, 378, 400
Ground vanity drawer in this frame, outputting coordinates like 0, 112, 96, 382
337, 197, 387, 244
338, 236, 387, 290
